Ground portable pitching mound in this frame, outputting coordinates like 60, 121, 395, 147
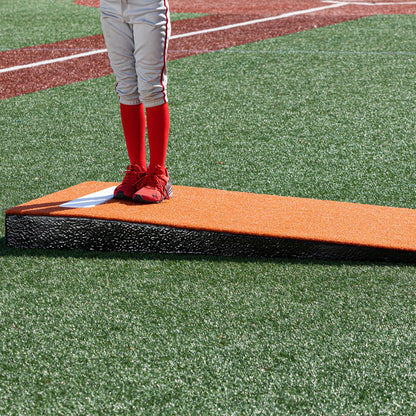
5, 181, 416, 262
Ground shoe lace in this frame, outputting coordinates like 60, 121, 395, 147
145, 171, 171, 200
121, 165, 140, 185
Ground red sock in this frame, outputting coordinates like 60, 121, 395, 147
120, 103, 146, 169
146, 103, 170, 168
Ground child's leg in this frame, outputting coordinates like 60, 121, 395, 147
101, 11, 147, 168
100, 13, 148, 198
146, 103, 169, 168
120, 103, 146, 169
131, 0, 170, 169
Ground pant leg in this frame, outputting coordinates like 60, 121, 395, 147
100, 8, 141, 105
131, 0, 170, 108
100, 0, 170, 107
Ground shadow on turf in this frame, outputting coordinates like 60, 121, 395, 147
1, 237, 413, 267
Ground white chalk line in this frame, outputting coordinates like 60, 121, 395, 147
0, 2, 347, 75
324, 0, 416, 5
206, 48, 416, 56
0, 49, 108, 74
170, 2, 347, 39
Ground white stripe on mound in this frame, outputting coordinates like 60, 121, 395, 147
60, 186, 116, 208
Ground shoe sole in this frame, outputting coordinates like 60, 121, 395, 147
133, 185, 173, 204
133, 194, 165, 204
113, 191, 132, 200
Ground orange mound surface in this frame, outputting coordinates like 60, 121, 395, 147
6, 181, 416, 252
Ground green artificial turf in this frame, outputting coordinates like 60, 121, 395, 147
1, 12, 416, 416
1, 252, 416, 415
0, 0, 103, 50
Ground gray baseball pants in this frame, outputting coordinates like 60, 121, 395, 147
100, 0, 170, 107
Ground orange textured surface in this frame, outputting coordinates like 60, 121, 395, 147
6, 182, 416, 252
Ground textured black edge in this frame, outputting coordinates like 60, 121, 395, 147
5, 214, 416, 263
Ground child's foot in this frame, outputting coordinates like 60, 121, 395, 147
133, 165, 173, 204
114, 164, 147, 200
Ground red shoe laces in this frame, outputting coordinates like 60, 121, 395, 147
121, 166, 140, 185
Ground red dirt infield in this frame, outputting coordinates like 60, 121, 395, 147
1, 0, 416, 100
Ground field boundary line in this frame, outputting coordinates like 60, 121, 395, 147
0, 49, 107, 74
324, 0, 416, 5
171, 2, 347, 39
0, 2, 348, 75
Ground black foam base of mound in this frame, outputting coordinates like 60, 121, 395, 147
5, 214, 416, 263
